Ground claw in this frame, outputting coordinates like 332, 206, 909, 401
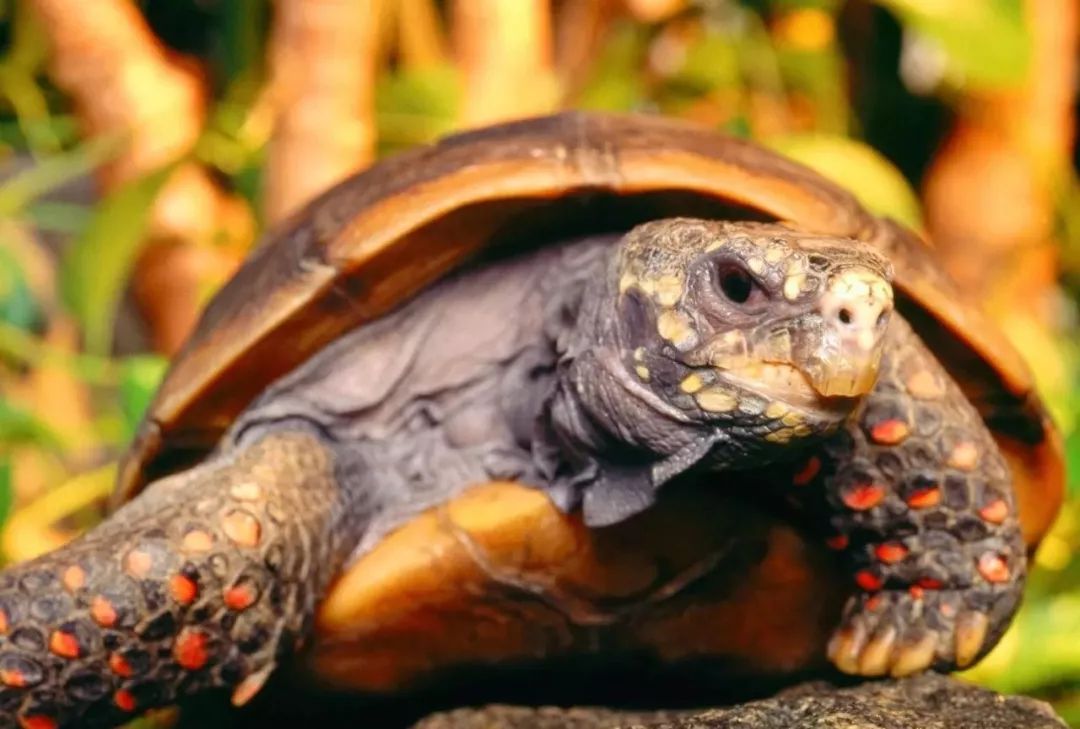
828, 621, 868, 674
889, 632, 937, 677
231, 663, 275, 707
954, 611, 989, 668
858, 625, 897, 676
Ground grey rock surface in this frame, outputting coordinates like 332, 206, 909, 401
414, 674, 1065, 729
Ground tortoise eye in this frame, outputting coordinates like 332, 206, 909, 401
717, 266, 756, 304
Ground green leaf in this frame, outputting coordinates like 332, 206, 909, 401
0, 397, 62, 450
59, 164, 175, 355
118, 355, 168, 440
876, 0, 1031, 89
765, 134, 923, 228
0, 135, 120, 216
0, 239, 40, 331
0, 456, 11, 531
375, 64, 460, 155
576, 21, 650, 112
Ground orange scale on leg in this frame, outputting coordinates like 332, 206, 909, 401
109, 652, 134, 678
123, 549, 153, 579
18, 715, 58, 729
114, 689, 137, 712
61, 565, 86, 593
843, 483, 885, 511
869, 418, 910, 445
90, 596, 118, 627
174, 627, 210, 670
906, 487, 940, 509
48, 630, 80, 659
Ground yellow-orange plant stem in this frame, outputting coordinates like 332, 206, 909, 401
264, 0, 379, 225
27, 0, 255, 354
453, 0, 558, 127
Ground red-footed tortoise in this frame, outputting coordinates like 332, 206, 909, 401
0, 112, 1064, 728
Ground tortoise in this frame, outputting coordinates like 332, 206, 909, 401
0, 112, 1063, 728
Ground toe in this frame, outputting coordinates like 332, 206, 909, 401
858, 625, 897, 676
889, 632, 937, 677
954, 611, 990, 668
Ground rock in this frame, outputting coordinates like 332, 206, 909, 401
413, 674, 1065, 729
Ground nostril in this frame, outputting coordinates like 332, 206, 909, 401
877, 310, 888, 327
838, 308, 853, 325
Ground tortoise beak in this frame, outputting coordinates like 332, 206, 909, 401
808, 268, 894, 398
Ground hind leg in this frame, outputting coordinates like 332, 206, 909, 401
785, 318, 1025, 676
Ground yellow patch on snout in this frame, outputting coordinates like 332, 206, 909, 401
765, 246, 787, 264
653, 275, 685, 307
657, 310, 697, 350
783, 274, 805, 301
680, 373, 705, 394
695, 388, 738, 412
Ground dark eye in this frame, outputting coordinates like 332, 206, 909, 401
718, 266, 756, 304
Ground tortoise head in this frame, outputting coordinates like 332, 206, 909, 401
608, 218, 894, 452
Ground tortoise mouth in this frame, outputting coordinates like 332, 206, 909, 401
717, 362, 857, 416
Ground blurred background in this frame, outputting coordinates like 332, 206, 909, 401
0, 0, 1078, 724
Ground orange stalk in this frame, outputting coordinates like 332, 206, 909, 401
922, 0, 1076, 319
264, 0, 379, 225
622, 0, 686, 23
26, 0, 255, 354
453, 0, 558, 127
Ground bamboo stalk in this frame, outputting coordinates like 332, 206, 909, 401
263, 0, 379, 225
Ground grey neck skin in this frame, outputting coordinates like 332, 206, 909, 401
534, 253, 730, 528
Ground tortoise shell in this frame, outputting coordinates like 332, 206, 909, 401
116, 112, 1063, 690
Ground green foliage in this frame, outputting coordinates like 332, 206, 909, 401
875, 0, 1031, 88
117, 355, 167, 441
0, 243, 37, 331
767, 134, 923, 228
0, 456, 11, 532
0, 397, 60, 450
59, 164, 175, 355
375, 63, 461, 155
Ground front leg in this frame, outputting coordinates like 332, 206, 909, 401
793, 317, 1025, 676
